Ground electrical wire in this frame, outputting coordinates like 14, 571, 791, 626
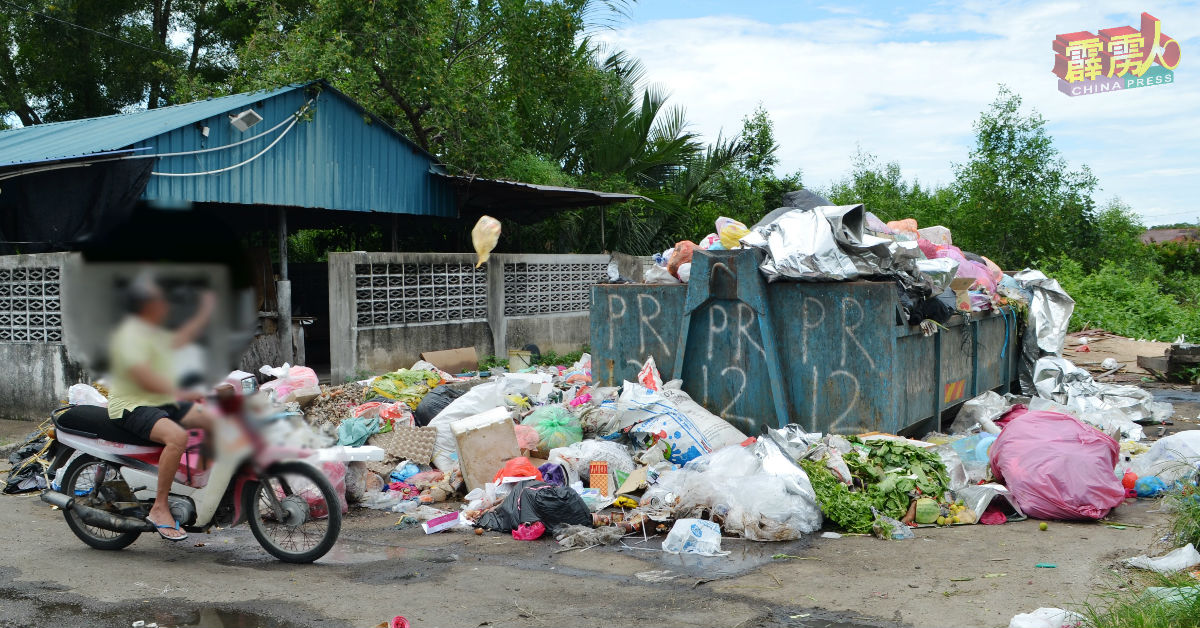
150, 111, 302, 177
146, 99, 314, 158
0, 0, 176, 58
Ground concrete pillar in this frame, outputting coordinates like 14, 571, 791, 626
486, 256, 506, 359
276, 279, 293, 365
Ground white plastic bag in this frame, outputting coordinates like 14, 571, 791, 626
548, 440, 635, 477
426, 381, 508, 471
618, 382, 748, 465
1125, 543, 1200, 574
662, 519, 728, 556
68, 384, 107, 407
1008, 608, 1085, 628
1130, 430, 1200, 484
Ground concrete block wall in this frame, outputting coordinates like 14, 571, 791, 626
329, 252, 611, 383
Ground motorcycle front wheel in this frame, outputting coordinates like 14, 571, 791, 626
245, 461, 341, 564
60, 455, 141, 551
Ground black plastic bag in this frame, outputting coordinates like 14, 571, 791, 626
414, 386, 465, 427
527, 484, 591, 528
4, 432, 50, 494
476, 480, 544, 532
476, 481, 592, 532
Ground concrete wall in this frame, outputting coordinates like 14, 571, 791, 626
0, 253, 86, 420
329, 251, 612, 382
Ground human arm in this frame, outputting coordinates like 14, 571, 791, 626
172, 290, 216, 349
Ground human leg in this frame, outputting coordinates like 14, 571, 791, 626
147, 417, 188, 539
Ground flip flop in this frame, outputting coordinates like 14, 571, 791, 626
146, 517, 188, 541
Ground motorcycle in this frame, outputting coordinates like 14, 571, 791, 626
39, 384, 342, 564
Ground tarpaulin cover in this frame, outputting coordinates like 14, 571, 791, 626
1013, 270, 1076, 394
0, 159, 152, 253
989, 408, 1124, 520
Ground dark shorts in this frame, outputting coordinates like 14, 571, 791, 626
113, 402, 194, 442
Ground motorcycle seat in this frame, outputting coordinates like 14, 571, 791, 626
54, 405, 160, 447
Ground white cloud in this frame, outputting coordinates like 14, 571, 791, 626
598, 2, 1200, 221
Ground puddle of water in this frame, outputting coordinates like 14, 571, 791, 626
656, 537, 811, 578
126, 607, 291, 628
1152, 388, 1200, 405
765, 607, 907, 628
316, 540, 458, 565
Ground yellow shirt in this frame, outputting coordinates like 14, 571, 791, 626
106, 316, 177, 419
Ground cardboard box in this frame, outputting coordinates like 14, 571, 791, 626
450, 408, 520, 492
422, 511, 461, 534
420, 347, 479, 375
950, 278, 975, 312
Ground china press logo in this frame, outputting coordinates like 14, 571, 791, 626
1053, 12, 1181, 96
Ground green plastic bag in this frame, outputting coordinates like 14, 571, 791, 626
370, 369, 440, 408
521, 406, 582, 450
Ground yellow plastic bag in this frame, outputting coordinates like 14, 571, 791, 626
471, 215, 501, 267
716, 217, 749, 249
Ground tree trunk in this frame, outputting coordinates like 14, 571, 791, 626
146, 0, 174, 108
0, 43, 40, 125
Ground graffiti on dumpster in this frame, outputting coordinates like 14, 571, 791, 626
598, 290, 885, 433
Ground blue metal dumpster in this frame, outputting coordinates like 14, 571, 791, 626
591, 248, 1020, 435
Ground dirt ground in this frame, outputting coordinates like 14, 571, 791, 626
1, 390, 1197, 628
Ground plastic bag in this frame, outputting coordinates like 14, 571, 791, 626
353, 402, 415, 430
548, 440, 635, 477
514, 424, 541, 451
667, 241, 697, 279
619, 383, 747, 465
988, 408, 1125, 520
1130, 430, 1200, 484
471, 215, 501, 267
259, 364, 319, 401
68, 384, 107, 407
512, 521, 546, 540
337, 416, 381, 447
427, 381, 509, 471
493, 457, 544, 484
415, 386, 465, 427
662, 519, 728, 556
1125, 543, 1200, 574
948, 390, 1007, 435
1008, 608, 1085, 628
644, 264, 680, 284
659, 444, 821, 540
716, 217, 750, 249
871, 507, 914, 540
636, 356, 663, 391
520, 406, 582, 450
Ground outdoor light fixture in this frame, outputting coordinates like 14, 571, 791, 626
228, 109, 263, 132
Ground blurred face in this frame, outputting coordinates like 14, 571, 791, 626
140, 289, 168, 325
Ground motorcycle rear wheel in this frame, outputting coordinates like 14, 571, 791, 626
245, 461, 341, 564
60, 455, 141, 551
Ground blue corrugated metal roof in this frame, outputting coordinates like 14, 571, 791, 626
0, 84, 300, 167
0, 81, 457, 218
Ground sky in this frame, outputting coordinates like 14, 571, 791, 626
596, 0, 1199, 226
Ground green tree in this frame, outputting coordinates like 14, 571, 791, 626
951, 86, 1098, 268
827, 148, 956, 229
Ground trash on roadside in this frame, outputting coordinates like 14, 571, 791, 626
1125, 543, 1200, 574
1130, 430, 1200, 484
988, 407, 1125, 520
521, 405, 583, 450
555, 524, 625, 549
662, 518, 728, 556
451, 407, 520, 491
1007, 607, 1084, 628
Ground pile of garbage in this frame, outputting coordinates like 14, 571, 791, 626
639, 190, 1027, 327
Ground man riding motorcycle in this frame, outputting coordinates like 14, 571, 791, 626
106, 274, 219, 541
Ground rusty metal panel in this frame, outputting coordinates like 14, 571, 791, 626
592, 248, 1019, 436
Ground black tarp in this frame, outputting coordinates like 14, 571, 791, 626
0, 158, 153, 253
